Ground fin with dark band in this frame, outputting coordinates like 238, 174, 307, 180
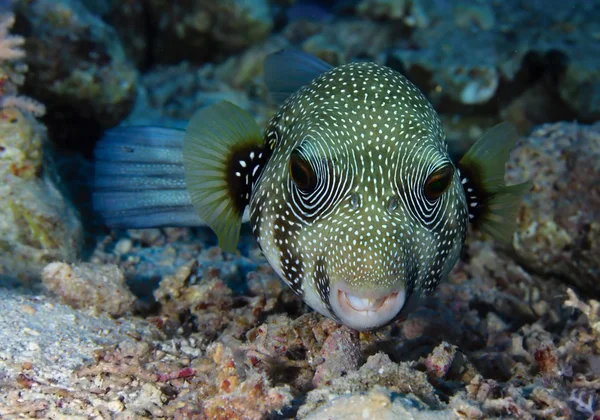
458, 122, 532, 244
264, 49, 333, 105
93, 126, 204, 228
183, 101, 268, 252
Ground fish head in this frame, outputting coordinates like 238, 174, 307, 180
250, 62, 469, 330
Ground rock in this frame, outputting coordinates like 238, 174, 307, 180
153, 259, 236, 340
0, 10, 82, 285
80, 0, 149, 68
147, 0, 274, 64
381, 0, 600, 121
140, 62, 250, 120
301, 19, 396, 66
41, 262, 136, 317
507, 122, 600, 294
0, 108, 82, 285
424, 341, 457, 379
15, 0, 137, 151
298, 352, 441, 417
126, 39, 283, 130
558, 41, 600, 121
200, 344, 293, 420
303, 387, 452, 420
312, 324, 361, 387
356, 0, 449, 29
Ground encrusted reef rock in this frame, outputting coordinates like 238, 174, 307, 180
298, 352, 441, 417
81, 0, 291, 69
302, 388, 452, 420
300, 19, 396, 67
126, 37, 286, 128
356, 0, 451, 29
147, 0, 275, 64
80, 0, 149, 68
0, 9, 82, 285
507, 122, 600, 293
41, 262, 135, 317
0, 107, 83, 285
15, 0, 137, 148
357, 0, 600, 124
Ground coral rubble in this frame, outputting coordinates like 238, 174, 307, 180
41, 262, 135, 317
508, 122, 600, 293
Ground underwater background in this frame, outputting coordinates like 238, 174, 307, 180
0, 0, 599, 418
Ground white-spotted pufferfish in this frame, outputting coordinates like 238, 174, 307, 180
93, 50, 530, 331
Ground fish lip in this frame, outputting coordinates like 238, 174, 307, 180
330, 281, 406, 331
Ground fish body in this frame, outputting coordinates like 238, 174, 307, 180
250, 61, 467, 329
94, 50, 530, 331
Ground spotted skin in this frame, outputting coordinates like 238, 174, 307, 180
249, 62, 469, 323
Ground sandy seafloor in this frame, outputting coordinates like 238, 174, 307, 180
0, 0, 600, 419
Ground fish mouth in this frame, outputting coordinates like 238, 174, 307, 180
330, 281, 406, 331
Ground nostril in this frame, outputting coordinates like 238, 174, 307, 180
387, 195, 399, 213
350, 192, 361, 210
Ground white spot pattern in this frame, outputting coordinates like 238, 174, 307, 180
248, 62, 469, 325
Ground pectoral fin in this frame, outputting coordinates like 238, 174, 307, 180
458, 122, 532, 244
183, 101, 268, 252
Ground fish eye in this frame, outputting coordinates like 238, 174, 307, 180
424, 164, 454, 200
289, 151, 317, 191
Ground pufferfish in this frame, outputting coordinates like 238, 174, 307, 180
93, 50, 530, 331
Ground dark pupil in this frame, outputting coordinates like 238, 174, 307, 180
290, 154, 316, 191
428, 178, 446, 193
425, 165, 453, 200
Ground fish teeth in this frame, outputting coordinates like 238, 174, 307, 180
344, 293, 386, 312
